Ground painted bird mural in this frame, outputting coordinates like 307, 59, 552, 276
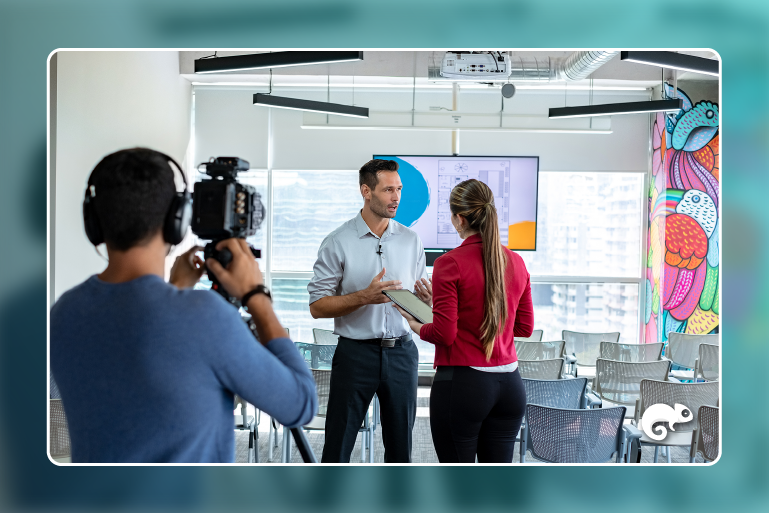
645, 85, 720, 342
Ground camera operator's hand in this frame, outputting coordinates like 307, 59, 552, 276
205, 239, 263, 301
357, 268, 403, 305
170, 246, 205, 289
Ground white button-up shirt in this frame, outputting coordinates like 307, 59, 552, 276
308, 211, 428, 340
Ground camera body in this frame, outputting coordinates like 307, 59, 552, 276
191, 157, 264, 240
192, 157, 265, 304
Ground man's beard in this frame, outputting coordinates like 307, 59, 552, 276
370, 195, 397, 219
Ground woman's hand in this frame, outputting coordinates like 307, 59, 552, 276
170, 246, 204, 289
393, 304, 424, 337
414, 277, 433, 307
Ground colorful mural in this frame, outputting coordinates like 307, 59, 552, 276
645, 84, 720, 344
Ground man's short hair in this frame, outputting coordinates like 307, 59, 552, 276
88, 148, 177, 251
359, 159, 399, 190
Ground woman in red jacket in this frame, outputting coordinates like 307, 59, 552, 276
396, 178, 534, 463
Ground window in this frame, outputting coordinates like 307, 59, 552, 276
272, 171, 362, 272
519, 172, 644, 278
532, 282, 640, 343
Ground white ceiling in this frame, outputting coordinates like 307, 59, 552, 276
179, 50, 719, 86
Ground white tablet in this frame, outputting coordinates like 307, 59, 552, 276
383, 289, 434, 324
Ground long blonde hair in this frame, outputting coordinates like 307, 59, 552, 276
450, 179, 508, 361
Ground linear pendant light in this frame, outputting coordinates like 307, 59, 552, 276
549, 98, 682, 119
253, 93, 369, 118
195, 51, 363, 74
620, 51, 719, 77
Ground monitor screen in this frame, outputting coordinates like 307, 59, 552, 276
373, 155, 539, 262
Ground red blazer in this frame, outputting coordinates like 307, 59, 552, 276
419, 234, 534, 368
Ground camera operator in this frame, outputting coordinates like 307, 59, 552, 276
50, 147, 317, 463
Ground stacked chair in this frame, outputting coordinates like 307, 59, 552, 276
514, 329, 544, 343
562, 330, 620, 379
516, 339, 567, 380
696, 344, 720, 382
628, 379, 719, 463
591, 359, 672, 419
49, 376, 71, 463
666, 333, 719, 381
522, 402, 640, 463
518, 358, 565, 380
690, 405, 720, 463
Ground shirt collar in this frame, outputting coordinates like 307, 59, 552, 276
460, 233, 483, 246
355, 210, 399, 240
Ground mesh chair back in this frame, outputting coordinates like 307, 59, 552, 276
698, 344, 719, 381
696, 405, 719, 461
523, 378, 587, 410
562, 331, 620, 369
525, 404, 626, 463
515, 329, 544, 343
667, 333, 719, 369
638, 379, 719, 433
311, 369, 332, 417
50, 374, 61, 399
594, 359, 670, 407
518, 358, 564, 380
516, 341, 565, 361
313, 328, 340, 345
295, 342, 337, 370
600, 342, 664, 362
50, 398, 71, 459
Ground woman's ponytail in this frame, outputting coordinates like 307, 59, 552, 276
449, 180, 508, 360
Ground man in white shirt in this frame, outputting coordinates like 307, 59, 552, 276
308, 159, 431, 463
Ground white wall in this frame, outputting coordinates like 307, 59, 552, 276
54, 51, 192, 300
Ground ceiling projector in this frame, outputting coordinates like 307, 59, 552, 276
440, 52, 511, 80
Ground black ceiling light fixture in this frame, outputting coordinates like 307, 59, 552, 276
620, 51, 719, 77
549, 98, 683, 119
253, 93, 369, 118
195, 51, 364, 74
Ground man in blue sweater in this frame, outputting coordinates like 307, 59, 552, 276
50, 148, 316, 463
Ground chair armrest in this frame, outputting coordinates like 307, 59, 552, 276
667, 375, 681, 383
564, 354, 577, 365
623, 423, 643, 441
586, 392, 602, 408
623, 423, 644, 463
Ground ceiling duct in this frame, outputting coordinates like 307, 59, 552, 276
498, 51, 619, 82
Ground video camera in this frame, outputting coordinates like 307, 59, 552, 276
191, 156, 265, 305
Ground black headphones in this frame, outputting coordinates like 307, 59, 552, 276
82, 151, 192, 246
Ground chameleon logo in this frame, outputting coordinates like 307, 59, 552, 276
642, 403, 692, 441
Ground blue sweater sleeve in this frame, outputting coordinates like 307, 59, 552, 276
199, 296, 317, 428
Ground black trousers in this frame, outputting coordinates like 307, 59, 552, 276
430, 366, 526, 463
321, 336, 418, 463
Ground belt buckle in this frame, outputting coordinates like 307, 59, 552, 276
380, 338, 397, 348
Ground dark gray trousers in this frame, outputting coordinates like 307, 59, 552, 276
321, 336, 418, 463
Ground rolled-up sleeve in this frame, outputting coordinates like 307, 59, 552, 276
307, 234, 343, 305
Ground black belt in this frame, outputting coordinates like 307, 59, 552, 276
339, 334, 412, 348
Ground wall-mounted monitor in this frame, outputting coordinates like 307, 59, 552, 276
373, 155, 539, 265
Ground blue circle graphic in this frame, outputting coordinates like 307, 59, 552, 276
381, 157, 430, 227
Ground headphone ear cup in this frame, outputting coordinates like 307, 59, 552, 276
82, 193, 104, 245
163, 191, 192, 245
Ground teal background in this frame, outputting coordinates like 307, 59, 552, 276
1, 0, 766, 511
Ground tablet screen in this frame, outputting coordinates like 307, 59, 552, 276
383, 289, 434, 324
